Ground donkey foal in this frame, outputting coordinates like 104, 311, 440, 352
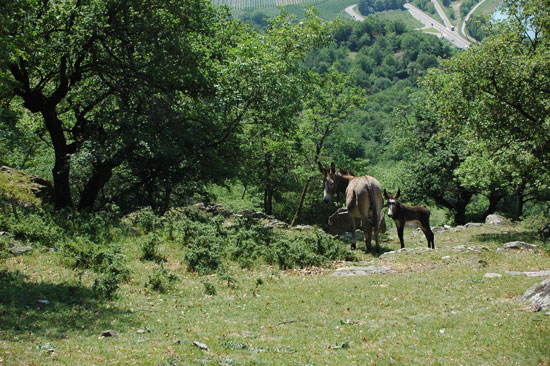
384, 189, 434, 249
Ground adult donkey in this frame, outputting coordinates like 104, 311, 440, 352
384, 189, 435, 249
318, 162, 384, 252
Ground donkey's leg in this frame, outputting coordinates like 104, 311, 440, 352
372, 212, 380, 253
396, 220, 405, 249
350, 214, 357, 250
428, 228, 435, 249
363, 216, 372, 252
420, 226, 432, 249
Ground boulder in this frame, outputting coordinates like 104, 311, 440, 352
327, 208, 386, 236
9, 245, 33, 256
503, 241, 538, 251
522, 279, 550, 311
485, 214, 512, 226
331, 265, 395, 277
328, 208, 361, 236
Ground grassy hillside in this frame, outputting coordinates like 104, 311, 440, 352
2, 211, 549, 365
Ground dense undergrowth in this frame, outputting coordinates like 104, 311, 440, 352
1, 202, 356, 299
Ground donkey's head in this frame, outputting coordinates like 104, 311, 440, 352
318, 162, 338, 203
384, 189, 401, 218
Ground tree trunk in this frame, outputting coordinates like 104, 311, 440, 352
486, 189, 502, 216
290, 177, 310, 227
42, 107, 74, 210
78, 160, 117, 211
264, 187, 273, 216
515, 182, 526, 221
160, 184, 172, 215
449, 190, 473, 225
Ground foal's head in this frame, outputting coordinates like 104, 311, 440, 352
384, 189, 401, 218
318, 162, 338, 202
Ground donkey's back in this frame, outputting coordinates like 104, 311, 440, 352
346, 175, 383, 222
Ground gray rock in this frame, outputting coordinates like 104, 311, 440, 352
293, 225, 315, 231
484, 273, 502, 278
465, 222, 484, 228
505, 270, 550, 278
100, 330, 117, 338
485, 214, 512, 226
522, 279, 550, 311
328, 208, 386, 236
331, 265, 395, 277
468, 245, 491, 252
503, 241, 538, 251
193, 341, 208, 350
9, 245, 33, 255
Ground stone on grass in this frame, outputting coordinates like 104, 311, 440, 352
485, 214, 511, 226
9, 245, 33, 255
505, 270, 550, 278
331, 266, 395, 277
193, 341, 208, 351
503, 241, 538, 251
522, 279, 550, 311
484, 273, 502, 278
100, 330, 117, 338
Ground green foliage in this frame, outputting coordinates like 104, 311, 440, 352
147, 266, 179, 293
202, 281, 217, 296
0, 169, 41, 216
139, 233, 165, 264
358, 0, 406, 16
169, 208, 355, 273
63, 237, 130, 299
184, 234, 225, 275
267, 232, 357, 270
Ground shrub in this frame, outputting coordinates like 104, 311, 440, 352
140, 233, 165, 263
184, 234, 224, 275
147, 266, 179, 293
63, 237, 130, 298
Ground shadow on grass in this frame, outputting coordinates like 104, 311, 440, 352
474, 230, 541, 245
0, 269, 138, 340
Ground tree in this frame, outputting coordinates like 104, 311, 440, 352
1, 2, 332, 213
392, 92, 475, 225
457, 142, 550, 220
423, 0, 550, 172
1, 0, 237, 210
290, 68, 364, 226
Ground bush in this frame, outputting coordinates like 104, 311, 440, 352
184, 234, 224, 275
63, 237, 130, 298
147, 266, 178, 293
140, 233, 165, 263
267, 233, 356, 270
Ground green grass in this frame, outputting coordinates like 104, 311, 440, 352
2, 222, 549, 365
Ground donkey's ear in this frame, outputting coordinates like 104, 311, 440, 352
395, 189, 401, 199
330, 162, 336, 174
384, 189, 391, 199
318, 162, 326, 174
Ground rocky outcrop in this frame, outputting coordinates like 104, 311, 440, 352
485, 214, 512, 226
522, 279, 550, 311
328, 208, 386, 236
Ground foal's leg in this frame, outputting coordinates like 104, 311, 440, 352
420, 226, 432, 249
396, 220, 405, 249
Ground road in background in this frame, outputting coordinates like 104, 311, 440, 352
345, 4, 364, 21
404, 3, 471, 48
345, 2, 472, 49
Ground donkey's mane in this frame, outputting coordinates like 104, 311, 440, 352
338, 168, 355, 176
